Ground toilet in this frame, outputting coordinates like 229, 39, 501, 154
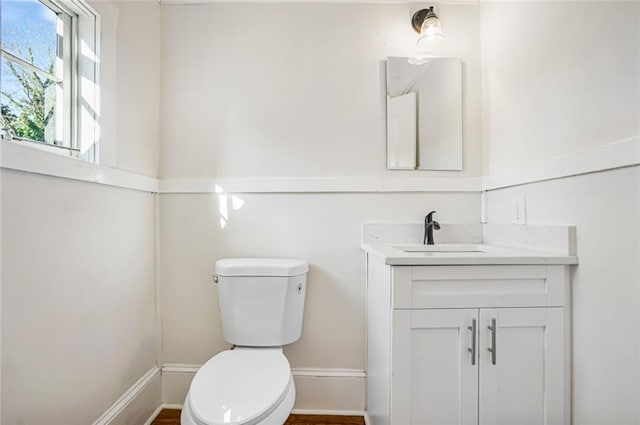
181, 258, 309, 425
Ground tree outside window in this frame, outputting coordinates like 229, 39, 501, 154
1, 0, 64, 146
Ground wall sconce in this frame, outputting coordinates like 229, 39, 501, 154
411, 6, 444, 48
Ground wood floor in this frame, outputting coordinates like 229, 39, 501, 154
150, 409, 365, 425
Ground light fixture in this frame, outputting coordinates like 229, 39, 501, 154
411, 6, 444, 48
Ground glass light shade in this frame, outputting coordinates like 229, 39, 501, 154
408, 54, 431, 65
417, 15, 444, 48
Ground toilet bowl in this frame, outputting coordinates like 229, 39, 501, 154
181, 348, 295, 425
181, 258, 308, 425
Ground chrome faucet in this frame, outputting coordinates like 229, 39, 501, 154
423, 211, 441, 245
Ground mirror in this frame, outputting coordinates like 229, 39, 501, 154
386, 57, 462, 170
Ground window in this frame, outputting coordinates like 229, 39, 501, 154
1, 0, 98, 160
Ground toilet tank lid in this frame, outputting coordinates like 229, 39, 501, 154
216, 258, 308, 277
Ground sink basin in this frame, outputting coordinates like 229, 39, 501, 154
393, 244, 485, 253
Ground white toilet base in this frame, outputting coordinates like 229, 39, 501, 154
180, 376, 296, 425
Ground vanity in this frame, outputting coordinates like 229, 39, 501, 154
362, 223, 578, 425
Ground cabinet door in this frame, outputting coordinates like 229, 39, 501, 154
479, 308, 566, 425
392, 309, 479, 425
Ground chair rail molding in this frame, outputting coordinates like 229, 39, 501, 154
483, 136, 640, 191
158, 176, 482, 194
3, 136, 637, 194
0, 139, 159, 192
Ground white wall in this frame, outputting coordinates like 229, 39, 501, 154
159, 191, 479, 408
481, 1, 640, 174
486, 167, 640, 425
92, 0, 161, 177
0, 170, 158, 425
160, 193, 478, 367
113, 1, 161, 177
7, 0, 637, 420
160, 3, 482, 178
481, 2, 640, 423
158, 2, 483, 409
0, 1, 162, 423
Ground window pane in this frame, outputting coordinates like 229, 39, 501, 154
1, 0, 60, 72
1, 56, 61, 145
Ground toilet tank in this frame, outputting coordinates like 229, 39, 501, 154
215, 258, 308, 347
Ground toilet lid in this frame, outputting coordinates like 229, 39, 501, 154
188, 348, 291, 425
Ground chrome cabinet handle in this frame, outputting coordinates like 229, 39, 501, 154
487, 318, 497, 365
467, 319, 476, 366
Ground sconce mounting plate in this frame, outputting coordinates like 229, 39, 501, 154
411, 8, 431, 33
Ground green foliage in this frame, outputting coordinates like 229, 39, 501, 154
1, 45, 56, 143
0, 104, 18, 130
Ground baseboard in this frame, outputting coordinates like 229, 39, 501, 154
292, 408, 369, 424
291, 409, 366, 415
142, 405, 165, 425
293, 371, 366, 412
144, 404, 369, 425
160, 404, 183, 410
363, 411, 372, 425
162, 363, 366, 377
161, 364, 366, 412
92, 365, 161, 425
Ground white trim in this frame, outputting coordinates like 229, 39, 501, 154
161, 404, 184, 410
0, 50, 62, 83
363, 411, 372, 425
159, 176, 482, 194
92, 365, 161, 425
291, 409, 368, 417
483, 137, 640, 191
3, 136, 636, 195
161, 363, 366, 378
142, 405, 165, 425
162, 364, 200, 373
156, 138, 640, 194
291, 368, 366, 378
0, 139, 159, 192
161, 364, 366, 412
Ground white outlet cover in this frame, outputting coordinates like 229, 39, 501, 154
511, 197, 527, 225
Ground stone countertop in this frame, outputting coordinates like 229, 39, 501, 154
362, 242, 579, 266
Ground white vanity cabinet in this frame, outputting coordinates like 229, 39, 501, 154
366, 258, 571, 425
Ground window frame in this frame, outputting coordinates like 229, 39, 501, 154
0, 0, 99, 161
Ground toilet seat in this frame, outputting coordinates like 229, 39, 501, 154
188, 348, 292, 425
